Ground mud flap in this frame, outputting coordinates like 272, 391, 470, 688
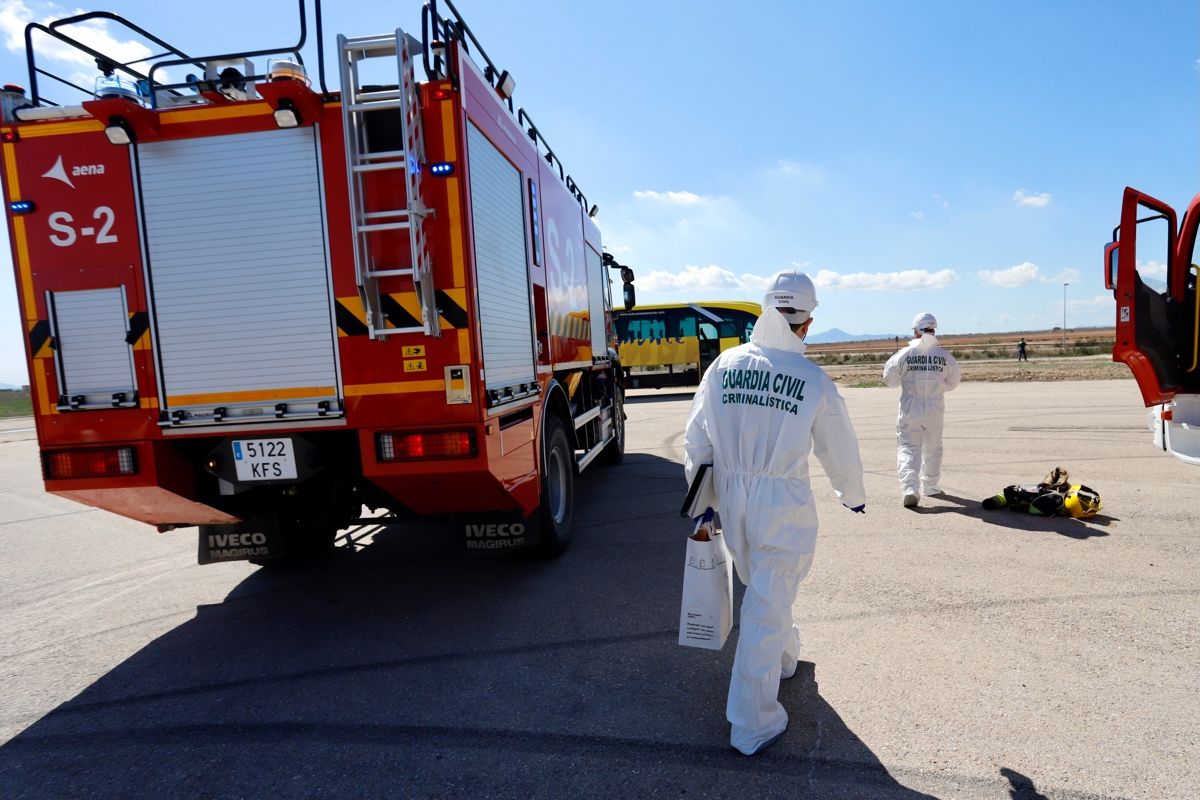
198, 515, 288, 564
457, 510, 542, 554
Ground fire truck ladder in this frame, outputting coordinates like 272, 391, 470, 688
338, 29, 439, 338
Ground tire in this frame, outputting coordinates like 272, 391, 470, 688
600, 386, 625, 466
535, 414, 575, 556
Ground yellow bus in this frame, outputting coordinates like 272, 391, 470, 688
614, 301, 761, 388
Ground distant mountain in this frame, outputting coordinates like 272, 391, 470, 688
806, 328, 896, 345
0, 383, 24, 391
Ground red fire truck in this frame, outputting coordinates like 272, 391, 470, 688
1105, 187, 1200, 465
1, 0, 636, 562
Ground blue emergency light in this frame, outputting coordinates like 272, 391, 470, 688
9, 200, 33, 214
430, 162, 455, 176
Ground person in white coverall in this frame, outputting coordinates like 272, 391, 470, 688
882, 312, 961, 507
684, 270, 867, 756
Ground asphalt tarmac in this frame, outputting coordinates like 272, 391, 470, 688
0, 379, 1195, 799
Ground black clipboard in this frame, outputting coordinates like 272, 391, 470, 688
680, 464, 717, 518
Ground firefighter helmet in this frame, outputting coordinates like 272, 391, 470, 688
1063, 484, 1101, 519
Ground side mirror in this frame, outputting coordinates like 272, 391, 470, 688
1104, 242, 1119, 290
623, 283, 636, 311
620, 266, 634, 284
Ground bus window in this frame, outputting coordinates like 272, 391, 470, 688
678, 314, 697, 339
699, 322, 718, 341
623, 318, 646, 341
626, 314, 667, 341
614, 316, 631, 341
664, 307, 696, 341
718, 320, 739, 339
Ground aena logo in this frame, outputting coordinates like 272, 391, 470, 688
42, 155, 107, 189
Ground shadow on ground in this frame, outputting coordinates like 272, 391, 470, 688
914, 493, 1112, 539
1000, 766, 1052, 800
0, 451, 946, 799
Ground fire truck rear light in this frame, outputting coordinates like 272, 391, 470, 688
432, 88, 451, 101
430, 162, 454, 176
273, 98, 301, 128
1, 130, 17, 143
496, 70, 516, 100
43, 446, 137, 479
104, 116, 134, 145
376, 430, 476, 461
9, 200, 33, 214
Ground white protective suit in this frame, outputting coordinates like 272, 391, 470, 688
684, 306, 866, 755
882, 324, 961, 497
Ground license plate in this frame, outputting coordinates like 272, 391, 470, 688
232, 438, 297, 481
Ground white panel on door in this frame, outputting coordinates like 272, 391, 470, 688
586, 245, 607, 360
50, 286, 137, 409
466, 122, 536, 401
137, 126, 340, 423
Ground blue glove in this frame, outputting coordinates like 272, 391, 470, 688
845, 504, 866, 514
693, 507, 716, 525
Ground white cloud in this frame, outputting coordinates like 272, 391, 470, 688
0, 1, 160, 91
932, 193, 950, 208
978, 262, 1039, 288
1046, 268, 1081, 284
1137, 260, 1167, 277
1065, 294, 1113, 311
632, 189, 705, 206
812, 268, 958, 291
1013, 189, 1052, 208
908, 210, 926, 220
1059, 293, 1118, 326
770, 160, 825, 183
978, 262, 1080, 288
602, 188, 766, 283
636, 264, 770, 293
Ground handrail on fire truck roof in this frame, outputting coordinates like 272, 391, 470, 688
24, 10, 196, 107
422, 0, 593, 213
20, 0, 592, 212
146, 0, 329, 108
22, 0, 328, 109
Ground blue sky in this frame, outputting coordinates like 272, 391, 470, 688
0, 0, 1197, 384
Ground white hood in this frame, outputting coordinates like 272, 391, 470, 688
909, 333, 938, 349
750, 308, 807, 354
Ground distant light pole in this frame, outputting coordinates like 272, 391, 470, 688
1062, 282, 1069, 352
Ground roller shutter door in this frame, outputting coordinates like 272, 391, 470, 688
50, 286, 137, 408
466, 122, 536, 400
137, 127, 339, 422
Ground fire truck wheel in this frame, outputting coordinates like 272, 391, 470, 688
535, 414, 575, 556
600, 387, 625, 465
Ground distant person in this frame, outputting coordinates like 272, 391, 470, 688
1017, 338, 1028, 361
684, 269, 866, 755
882, 313, 961, 507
